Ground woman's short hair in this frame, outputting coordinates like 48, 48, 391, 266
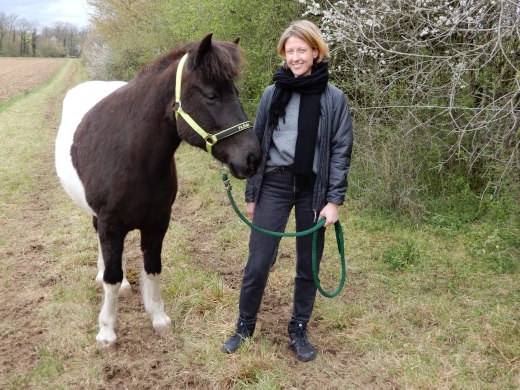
277, 20, 329, 63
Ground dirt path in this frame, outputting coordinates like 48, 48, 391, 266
0, 59, 79, 386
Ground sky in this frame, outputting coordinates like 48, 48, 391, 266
0, 0, 91, 28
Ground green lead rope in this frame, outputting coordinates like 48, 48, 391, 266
221, 168, 346, 298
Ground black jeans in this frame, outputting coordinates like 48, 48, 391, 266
238, 167, 325, 326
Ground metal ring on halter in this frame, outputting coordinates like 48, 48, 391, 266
205, 135, 218, 145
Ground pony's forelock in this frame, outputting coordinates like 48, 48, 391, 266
137, 39, 243, 84
188, 41, 243, 83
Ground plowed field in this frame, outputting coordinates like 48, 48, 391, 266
0, 57, 65, 101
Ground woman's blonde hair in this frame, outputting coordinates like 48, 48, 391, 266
277, 20, 329, 63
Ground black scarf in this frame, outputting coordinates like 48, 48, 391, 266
268, 61, 329, 176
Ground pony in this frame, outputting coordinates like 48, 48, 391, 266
55, 34, 261, 350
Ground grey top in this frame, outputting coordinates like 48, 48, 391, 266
266, 92, 319, 174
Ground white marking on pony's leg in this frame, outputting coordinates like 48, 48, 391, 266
95, 235, 104, 285
96, 282, 120, 351
96, 235, 131, 296
140, 271, 171, 337
119, 258, 132, 297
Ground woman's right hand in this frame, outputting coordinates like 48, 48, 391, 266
246, 202, 256, 220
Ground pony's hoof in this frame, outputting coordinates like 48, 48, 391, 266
153, 316, 172, 338
118, 279, 132, 296
96, 329, 117, 352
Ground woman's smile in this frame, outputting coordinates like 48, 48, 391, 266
284, 36, 318, 77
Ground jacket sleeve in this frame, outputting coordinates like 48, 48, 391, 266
326, 92, 354, 205
245, 87, 272, 202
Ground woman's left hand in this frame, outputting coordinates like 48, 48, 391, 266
319, 202, 339, 227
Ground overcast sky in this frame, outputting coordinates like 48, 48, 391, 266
1, 0, 90, 28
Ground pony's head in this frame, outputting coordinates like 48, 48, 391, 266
174, 34, 261, 179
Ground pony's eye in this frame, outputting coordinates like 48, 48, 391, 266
207, 92, 219, 101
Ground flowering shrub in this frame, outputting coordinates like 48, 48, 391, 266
300, 0, 519, 212
85, 41, 115, 80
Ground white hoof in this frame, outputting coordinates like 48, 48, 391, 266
153, 315, 172, 338
96, 328, 117, 352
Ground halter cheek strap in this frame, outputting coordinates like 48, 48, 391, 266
173, 53, 252, 154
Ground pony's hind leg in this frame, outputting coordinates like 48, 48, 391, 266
95, 234, 104, 284
93, 217, 131, 296
96, 221, 127, 351
140, 219, 172, 337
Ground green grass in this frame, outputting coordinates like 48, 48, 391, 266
1, 59, 519, 389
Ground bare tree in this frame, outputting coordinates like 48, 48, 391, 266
17, 18, 34, 56
0, 12, 17, 54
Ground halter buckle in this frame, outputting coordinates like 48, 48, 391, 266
172, 101, 181, 112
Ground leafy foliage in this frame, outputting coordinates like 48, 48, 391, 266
86, 0, 305, 116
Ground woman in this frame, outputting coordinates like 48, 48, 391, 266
222, 20, 353, 362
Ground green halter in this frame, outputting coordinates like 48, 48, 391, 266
172, 53, 252, 154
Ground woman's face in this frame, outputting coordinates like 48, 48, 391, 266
284, 36, 318, 77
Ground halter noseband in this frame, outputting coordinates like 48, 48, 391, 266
172, 53, 252, 154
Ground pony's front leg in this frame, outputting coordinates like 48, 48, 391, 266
141, 272, 171, 337
140, 221, 172, 337
96, 223, 126, 351
97, 282, 120, 351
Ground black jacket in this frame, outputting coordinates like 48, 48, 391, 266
245, 83, 354, 218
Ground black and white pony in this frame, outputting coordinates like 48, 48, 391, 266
55, 34, 261, 350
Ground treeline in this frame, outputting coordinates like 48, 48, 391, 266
84, 0, 518, 222
84, 0, 304, 116
0, 12, 88, 57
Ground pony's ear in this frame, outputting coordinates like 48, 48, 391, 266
233, 37, 240, 45
195, 33, 213, 67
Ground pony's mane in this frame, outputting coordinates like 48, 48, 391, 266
137, 39, 243, 83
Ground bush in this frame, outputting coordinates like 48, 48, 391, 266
303, 0, 519, 217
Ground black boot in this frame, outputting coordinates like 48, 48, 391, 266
288, 321, 317, 362
221, 320, 255, 353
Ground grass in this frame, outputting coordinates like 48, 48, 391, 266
0, 59, 519, 389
